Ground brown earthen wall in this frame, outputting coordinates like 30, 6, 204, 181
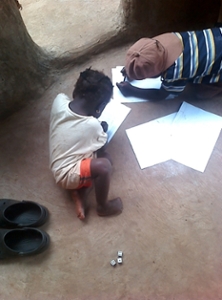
123, 0, 220, 39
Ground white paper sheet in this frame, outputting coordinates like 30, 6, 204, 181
170, 102, 222, 172
126, 113, 176, 169
112, 66, 161, 103
99, 100, 131, 143
126, 102, 222, 172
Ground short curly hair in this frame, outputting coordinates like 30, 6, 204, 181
73, 68, 113, 104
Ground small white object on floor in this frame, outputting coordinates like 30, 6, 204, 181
110, 259, 116, 267
117, 257, 123, 264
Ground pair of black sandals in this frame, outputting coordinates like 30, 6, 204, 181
0, 199, 50, 259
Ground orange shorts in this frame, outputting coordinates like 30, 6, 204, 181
76, 158, 92, 189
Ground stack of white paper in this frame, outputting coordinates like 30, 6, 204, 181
126, 102, 222, 172
126, 113, 176, 169
170, 102, 222, 172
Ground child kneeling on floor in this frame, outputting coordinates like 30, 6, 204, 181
49, 68, 123, 220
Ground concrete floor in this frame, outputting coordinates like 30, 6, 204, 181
1, 1, 222, 299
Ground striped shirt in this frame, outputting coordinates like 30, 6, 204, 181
162, 27, 222, 95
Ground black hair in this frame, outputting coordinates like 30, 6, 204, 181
72, 68, 113, 104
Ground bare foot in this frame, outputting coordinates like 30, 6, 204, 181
71, 190, 86, 220
97, 198, 123, 217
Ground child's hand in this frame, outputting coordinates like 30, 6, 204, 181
100, 121, 108, 132
116, 81, 134, 97
121, 67, 127, 80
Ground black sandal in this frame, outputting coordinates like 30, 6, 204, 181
0, 227, 50, 259
0, 199, 49, 228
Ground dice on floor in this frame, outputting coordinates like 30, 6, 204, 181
117, 257, 123, 264
110, 259, 116, 267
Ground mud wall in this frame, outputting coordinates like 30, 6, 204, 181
122, 0, 220, 39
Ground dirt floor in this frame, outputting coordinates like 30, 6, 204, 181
20, 0, 122, 55
1, 1, 222, 300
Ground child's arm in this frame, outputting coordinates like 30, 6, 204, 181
116, 81, 170, 101
96, 122, 111, 162
96, 145, 112, 165
96, 121, 109, 155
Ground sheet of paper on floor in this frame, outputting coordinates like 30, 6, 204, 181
170, 102, 222, 172
126, 113, 177, 169
112, 66, 161, 103
99, 100, 131, 143
126, 101, 222, 172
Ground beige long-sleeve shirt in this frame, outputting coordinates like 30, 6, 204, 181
49, 93, 107, 184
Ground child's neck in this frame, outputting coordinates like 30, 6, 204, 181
69, 100, 89, 116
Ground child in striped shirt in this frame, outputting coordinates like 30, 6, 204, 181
117, 1, 222, 101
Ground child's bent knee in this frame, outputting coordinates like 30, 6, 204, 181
91, 157, 112, 176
